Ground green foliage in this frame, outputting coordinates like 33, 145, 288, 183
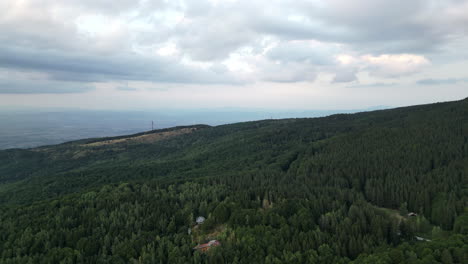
0, 98, 467, 263
352, 235, 468, 264
453, 209, 468, 235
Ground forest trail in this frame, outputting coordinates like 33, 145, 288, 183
83, 127, 199, 147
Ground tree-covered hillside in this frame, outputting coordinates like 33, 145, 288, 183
0, 98, 467, 263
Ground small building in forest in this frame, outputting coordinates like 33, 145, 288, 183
196, 216, 206, 224
193, 240, 221, 252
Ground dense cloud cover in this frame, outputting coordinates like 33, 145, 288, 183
0, 0, 467, 108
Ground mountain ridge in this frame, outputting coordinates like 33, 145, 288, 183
0, 97, 467, 263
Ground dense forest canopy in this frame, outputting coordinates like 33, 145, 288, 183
0, 98, 467, 263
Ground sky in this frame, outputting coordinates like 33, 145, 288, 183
0, 0, 467, 110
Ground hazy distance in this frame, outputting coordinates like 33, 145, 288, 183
0, 107, 386, 149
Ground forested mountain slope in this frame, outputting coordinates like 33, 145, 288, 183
0, 98, 467, 263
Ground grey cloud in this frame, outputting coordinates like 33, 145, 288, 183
0, 0, 246, 84
1, 0, 467, 88
0, 79, 94, 94
347, 82, 398, 88
258, 41, 342, 82
75, 0, 144, 15
260, 62, 318, 83
333, 69, 358, 83
249, 0, 467, 55
0, 46, 243, 85
417, 78, 468, 85
171, 0, 455, 62
0, 47, 131, 78
251, 13, 355, 43
116, 86, 138, 91
145, 87, 169, 92
266, 42, 336, 65
174, 15, 255, 61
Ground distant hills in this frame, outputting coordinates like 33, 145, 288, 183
0, 98, 466, 263
0, 107, 388, 150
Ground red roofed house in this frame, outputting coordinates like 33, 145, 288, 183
193, 240, 221, 252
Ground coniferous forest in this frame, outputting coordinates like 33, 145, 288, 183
0, 98, 467, 263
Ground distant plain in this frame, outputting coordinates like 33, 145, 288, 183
0, 107, 385, 150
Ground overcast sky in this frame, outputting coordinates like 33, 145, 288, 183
0, 0, 467, 110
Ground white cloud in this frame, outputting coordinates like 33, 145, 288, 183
331, 53, 431, 82
362, 54, 430, 77
336, 55, 358, 65
0, 0, 466, 109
